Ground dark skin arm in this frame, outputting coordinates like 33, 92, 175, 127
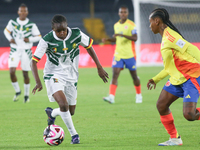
24, 38, 29, 43
113, 33, 137, 41
102, 37, 116, 43
10, 39, 16, 44
30, 60, 43, 94
86, 46, 109, 83
102, 33, 137, 43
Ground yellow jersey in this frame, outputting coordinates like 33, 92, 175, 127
114, 19, 136, 59
153, 27, 200, 85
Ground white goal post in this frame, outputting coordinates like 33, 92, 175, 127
132, 0, 200, 67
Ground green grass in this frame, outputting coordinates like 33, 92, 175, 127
0, 67, 200, 150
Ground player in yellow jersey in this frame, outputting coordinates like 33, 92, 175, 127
102, 6, 142, 104
148, 8, 200, 146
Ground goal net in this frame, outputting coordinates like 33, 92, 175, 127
132, 0, 200, 66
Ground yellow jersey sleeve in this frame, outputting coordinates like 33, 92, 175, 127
186, 44, 200, 62
152, 69, 169, 84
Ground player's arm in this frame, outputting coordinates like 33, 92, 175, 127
80, 31, 109, 83
4, 20, 16, 44
102, 37, 116, 43
86, 46, 109, 83
102, 27, 116, 43
114, 33, 137, 41
31, 59, 42, 94
152, 69, 169, 84
147, 69, 168, 90
185, 44, 200, 62
30, 38, 47, 94
24, 24, 42, 43
114, 27, 137, 41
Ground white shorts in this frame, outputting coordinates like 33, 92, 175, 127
45, 77, 77, 105
8, 48, 32, 71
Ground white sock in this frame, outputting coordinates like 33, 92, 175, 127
60, 110, 77, 136
109, 94, 115, 100
24, 84, 30, 96
136, 93, 142, 97
51, 108, 60, 118
51, 108, 78, 136
11, 82, 20, 93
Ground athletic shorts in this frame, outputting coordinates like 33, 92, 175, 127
45, 77, 77, 105
8, 48, 32, 71
112, 56, 136, 71
163, 77, 200, 102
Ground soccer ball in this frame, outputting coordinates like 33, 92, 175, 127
43, 125, 65, 146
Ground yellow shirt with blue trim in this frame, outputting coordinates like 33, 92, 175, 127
152, 27, 200, 85
114, 19, 136, 59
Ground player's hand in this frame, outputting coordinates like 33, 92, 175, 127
147, 79, 156, 90
32, 82, 43, 95
97, 66, 109, 83
24, 38, 29, 42
10, 39, 16, 44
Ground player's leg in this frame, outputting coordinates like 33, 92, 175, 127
64, 81, 77, 116
69, 105, 76, 116
103, 67, 121, 103
182, 77, 200, 121
103, 57, 122, 103
9, 48, 21, 101
157, 82, 183, 146
53, 91, 79, 144
44, 78, 79, 144
125, 57, 142, 103
21, 49, 31, 103
129, 70, 142, 103
22, 71, 30, 103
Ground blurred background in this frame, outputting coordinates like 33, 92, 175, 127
0, 0, 134, 46
1, 0, 200, 68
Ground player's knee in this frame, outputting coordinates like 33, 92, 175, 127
10, 73, 15, 78
156, 102, 167, 114
10, 70, 15, 77
183, 112, 196, 121
59, 103, 69, 112
23, 72, 29, 79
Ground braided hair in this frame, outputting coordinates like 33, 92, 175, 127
51, 14, 67, 28
150, 8, 184, 38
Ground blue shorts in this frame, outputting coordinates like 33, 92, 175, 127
163, 77, 200, 102
112, 57, 136, 71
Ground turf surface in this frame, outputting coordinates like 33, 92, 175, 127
0, 67, 199, 150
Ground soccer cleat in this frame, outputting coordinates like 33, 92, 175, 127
43, 125, 51, 137
13, 91, 21, 102
24, 96, 30, 103
158, 136, 183, 146
45, 107, 56, 125
71, 134, 80, 144
103, 95, 115, 104
136, 94, 142, 103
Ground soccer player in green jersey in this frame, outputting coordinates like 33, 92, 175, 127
4, 3, 41, 103
102, 6, 142, 104
31, 14, 109, 144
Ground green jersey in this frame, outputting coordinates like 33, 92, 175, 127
33, 27, 93, 82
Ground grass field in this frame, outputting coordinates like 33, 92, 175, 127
0, 67, 200, 150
